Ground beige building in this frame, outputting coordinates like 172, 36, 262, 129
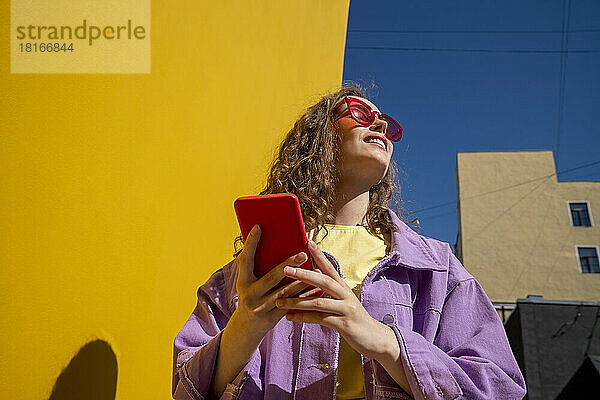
455, 151, 600, 305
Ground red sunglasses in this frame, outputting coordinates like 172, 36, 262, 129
332, 97, 403, 142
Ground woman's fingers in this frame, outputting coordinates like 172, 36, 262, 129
282, 265, 347, 299
259, 279, 311, 313
284, 311, 340, 329
237, 225, 261, 287
307, 240, 348, 288
276, 296, 344, 315
298, 286, 325, 298
249, 251, 308, 299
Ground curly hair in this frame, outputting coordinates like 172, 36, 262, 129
233, 81, 405, 257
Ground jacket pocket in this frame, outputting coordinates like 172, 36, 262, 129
374, 386, 414, 399
372, 366, 414, 399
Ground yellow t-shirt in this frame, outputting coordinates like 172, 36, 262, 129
306, 224, 391, 400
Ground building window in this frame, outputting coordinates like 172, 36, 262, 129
577, 247, 600, 273
569, 202, 592, 227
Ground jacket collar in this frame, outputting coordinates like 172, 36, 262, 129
387, 209, 448, 272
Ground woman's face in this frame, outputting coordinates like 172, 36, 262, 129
333, 96, 393, 186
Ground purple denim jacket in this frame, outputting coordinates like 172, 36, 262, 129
172, 210, 526, 399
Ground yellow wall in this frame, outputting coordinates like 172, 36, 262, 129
0, 1, 350, 398
456, 151, 600, 303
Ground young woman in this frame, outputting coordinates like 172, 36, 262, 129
172, 84, 527, 400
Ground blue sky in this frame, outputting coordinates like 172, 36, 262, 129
342, 0, 600, 246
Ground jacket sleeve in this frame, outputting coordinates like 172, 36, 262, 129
377, 254, 527, 400
172, 261, 249, 400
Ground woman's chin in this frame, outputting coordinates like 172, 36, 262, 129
340, 156, 389, 183
366, 159, 389, 178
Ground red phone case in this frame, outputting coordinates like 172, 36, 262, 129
234, 193, 314, 289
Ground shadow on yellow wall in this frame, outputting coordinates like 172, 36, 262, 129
49, 340, 117, 400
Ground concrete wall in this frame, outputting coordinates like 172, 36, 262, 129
0, 1, 350, 398
456, 151, 600, 302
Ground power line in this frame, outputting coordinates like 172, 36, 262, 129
584, 307, 600, 356
348, 28, 600, 34
463, 175, 553, 295
422, 209, 457, 221
507, 182, 553, 298
412, 200, 456, 213
413, 174, 553, 213
470, 175, 553, 238
345, 46, 600, 54
555, 0, 572, 171
411, 159, 600, 214
557, 159, 600, 175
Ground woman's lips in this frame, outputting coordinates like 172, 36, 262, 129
366, 141, 386, 152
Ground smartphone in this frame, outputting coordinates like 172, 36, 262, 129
234, 193, 315, 290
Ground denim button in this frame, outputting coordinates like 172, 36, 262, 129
382, 314, 394, 324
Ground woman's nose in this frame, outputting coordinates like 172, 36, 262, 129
371, 115, 388, 133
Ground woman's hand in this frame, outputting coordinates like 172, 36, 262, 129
209, 224, 317, 399
274, 240, 396, 361
229, 224, 314, 345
